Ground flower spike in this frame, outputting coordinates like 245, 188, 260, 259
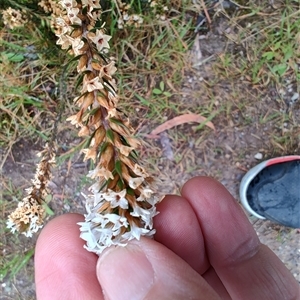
55, 0, 159, 254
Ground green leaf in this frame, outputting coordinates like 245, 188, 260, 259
117, 179, 124, 189
283, 48, 293, 61
109, 117, 124, 126
115, 160, 122, 178
3, 249, 35, 280
106, 129, 114, 142
163, 91, 172, 97
74, 92, 88, 104
127, 187, 135, 196
159, 81, 165, 91
272, 63, 287, 76
153, 88, 162, 95
129, 150, 139, 161
2, 52, 25, 62
43, 197, 55, 216
10, 249, 34, 279
100, 141, 108, 153
262, 51, 275, 60
75, 73, 85, 91
273, 41, 282, 50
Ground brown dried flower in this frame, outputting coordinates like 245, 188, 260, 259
2, 7, 29, 30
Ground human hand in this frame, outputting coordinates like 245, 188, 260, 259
35, 176, 300, 299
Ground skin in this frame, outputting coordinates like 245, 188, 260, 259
35, 176, 300, 300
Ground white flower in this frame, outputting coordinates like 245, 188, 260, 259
88, 30, 111, 52
71, 37, 85, 56
130, 204, 158, 228
88, 181, 102, 193
67, 7, 82, 25
128, 177, 144, 189
78, 205, 130, 255
56, 33, 72, 49
136, 187, 154, 201
103, 189, 128, 209
122, 222, 155, 240
60, 0, 77, 9
99, 61, 117, 79
119, 145, 134, 156
117, 18, 124, 29
82, 76, 104, 93
133, 164, 148, 177
123, 13, 129, 21
6, 219, 17, 233
78, 183, 159, 255
24, 216, 44, 237
87, 166, 114, 180
132, 14, 143, 25
55, 17, 71, 34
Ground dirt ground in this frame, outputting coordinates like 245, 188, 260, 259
1, 12, 300, 300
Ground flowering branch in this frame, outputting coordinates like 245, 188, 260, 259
54, 0, 159, 254
7, 144, 55, 237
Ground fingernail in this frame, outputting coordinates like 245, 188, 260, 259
97, 242, 154, 300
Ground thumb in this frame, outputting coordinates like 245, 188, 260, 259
96, 237, 220, 300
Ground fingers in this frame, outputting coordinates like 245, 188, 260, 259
181, 176, 300, 300
35, 214, 103, 300
154, 195, 209, 274
96, 237, 221, 300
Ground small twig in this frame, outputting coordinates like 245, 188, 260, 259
192, 54, 215, 68
199, 0, 211, 24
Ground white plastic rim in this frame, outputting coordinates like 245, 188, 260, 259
239, 160, 267, 219
239, 155, 300, 220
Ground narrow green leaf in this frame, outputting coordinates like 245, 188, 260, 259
117, 179, 124, 189
109, 118, 124, 126
74, 92, 87, 104
100, 141, 108, 154
115, 160, 122, 178
135, 93, 150, 106
63, 54, 82, 70
129, 150, 139, 161
75, 73, 85, 91
89, 107, 99, 116
43, 198, 55, 216
10, 249, 34, 279
106, 129, 114, 142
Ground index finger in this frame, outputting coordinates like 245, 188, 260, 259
181, 176, 299, 300
35, 213, 103, 300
